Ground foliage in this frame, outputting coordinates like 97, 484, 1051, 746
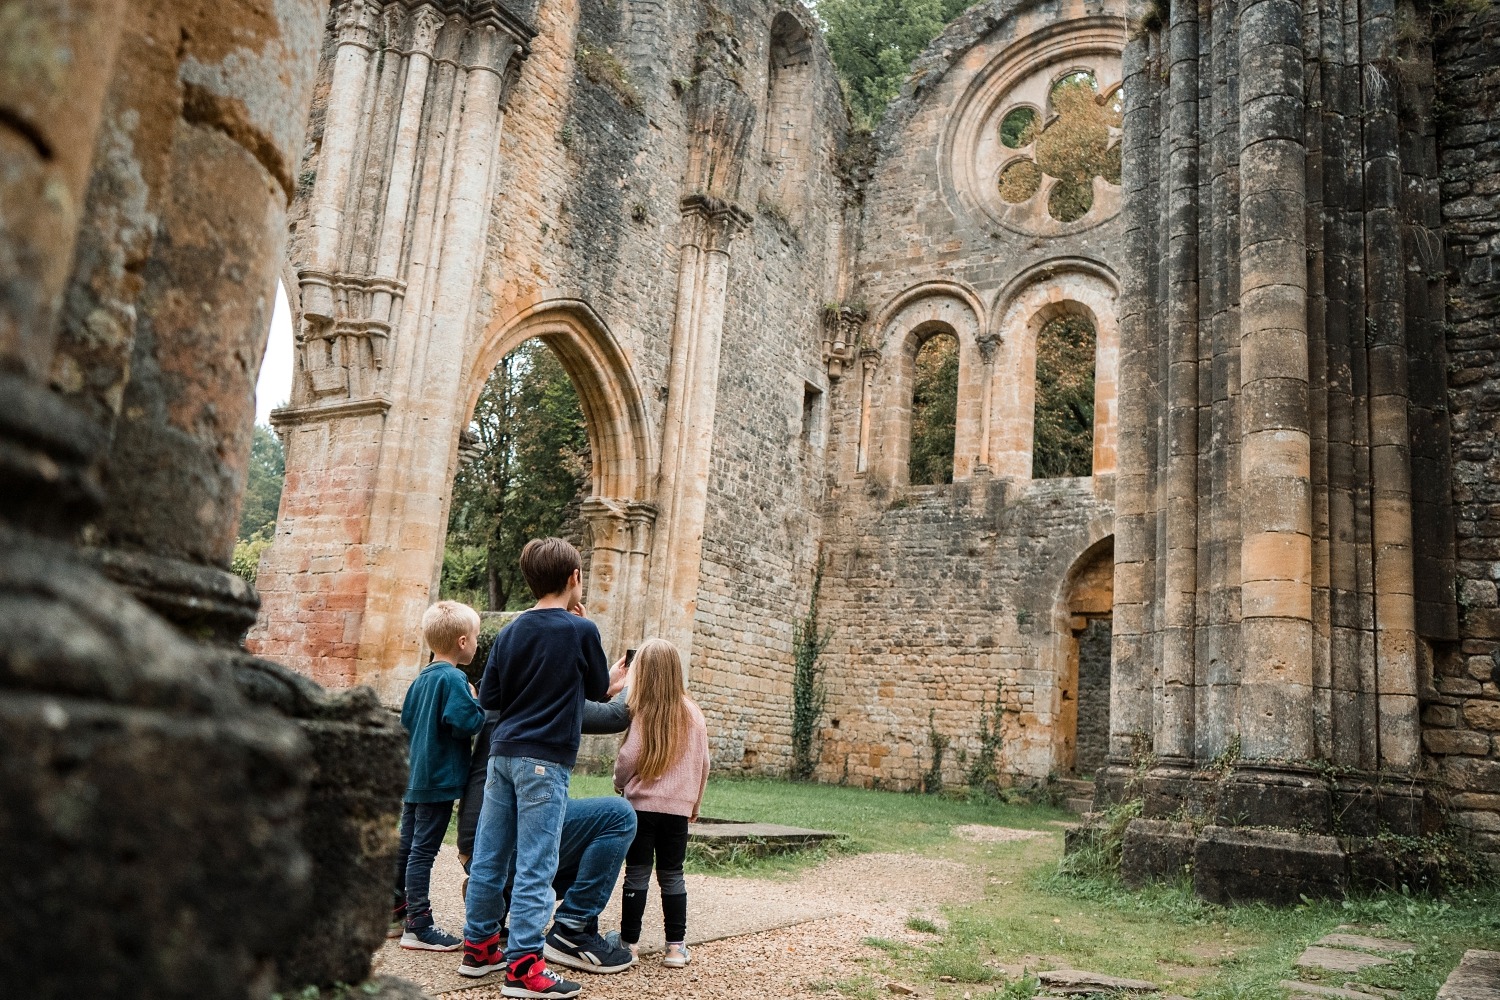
238, 425, 284, 542
1032, 313, 1096, 478
815, 0, 972, 128
908, 333, 959, 485
791, 568, 833, 780
922, 709, 950, 793
446, 340, 590, 611
965, 677, 1008, 794
232, 533, 273, 584
576, 42, 641, 109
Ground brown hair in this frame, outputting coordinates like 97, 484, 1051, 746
519, 537, 582, 599
422, 600, 480, 654
625, 639, 694, 782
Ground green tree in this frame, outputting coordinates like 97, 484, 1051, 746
1032, 313, 1096, 478
447, 340, 590, 611
908, 333, 959, 486
238, 425, 284, 542
816, 0, 971, 128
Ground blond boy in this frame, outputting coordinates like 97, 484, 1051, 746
394, 600, 486, 950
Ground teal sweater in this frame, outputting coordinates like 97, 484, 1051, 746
400, 660, 485, 803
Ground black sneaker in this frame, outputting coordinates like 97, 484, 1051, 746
502, 953, 581, 998
400, 923, 463, 951
544, 921, 637, 974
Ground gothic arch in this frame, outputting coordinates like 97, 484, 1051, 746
467, 299, 655, 504
464, 299, 656, 656
988, 262, 1120, 482
1039, 525, 1115, 777
861, 282, 986, 484
762, 10, 817, 217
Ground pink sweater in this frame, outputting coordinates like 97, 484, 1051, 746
614, 699, 709, 818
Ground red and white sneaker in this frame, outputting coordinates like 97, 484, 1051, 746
458, 933, 505, 979
501, 953, 582, 998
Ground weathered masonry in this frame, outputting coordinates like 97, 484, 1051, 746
246, 0, 1500, 891
5, 9, 1500, 995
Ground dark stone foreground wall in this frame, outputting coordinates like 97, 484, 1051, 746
1435, 0, 1500, 864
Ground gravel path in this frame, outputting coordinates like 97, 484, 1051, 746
373, 835, 1009, 998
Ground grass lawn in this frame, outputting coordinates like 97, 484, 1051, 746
445, 774, 1500, 998
583, 776, 1500, 999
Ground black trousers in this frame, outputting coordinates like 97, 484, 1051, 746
620, 810, 689, 944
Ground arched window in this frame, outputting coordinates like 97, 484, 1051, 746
763, 12, 814, 216
909, 332, 960, 485
1032, 312, 1096, 478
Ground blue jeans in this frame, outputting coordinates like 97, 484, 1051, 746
464, 755, 571, 959
395, 800, 454, 929
552, 796, 637, 930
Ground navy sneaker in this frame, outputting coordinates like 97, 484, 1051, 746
502, 953, 581, 998
544, 921, 637, 974
388, 897, 407, 939
400, 923, 463, 951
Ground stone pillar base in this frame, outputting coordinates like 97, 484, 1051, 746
1192, 826, 1348, 905
1080, 762, 1434, 904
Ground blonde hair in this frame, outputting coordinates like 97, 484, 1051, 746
422, 600, 480, 655
625, 639, 694, 782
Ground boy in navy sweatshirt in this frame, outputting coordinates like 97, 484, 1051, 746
395, 600, 485, 950
460, 538, 611, 998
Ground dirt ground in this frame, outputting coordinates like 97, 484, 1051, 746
373, 840, 999, 998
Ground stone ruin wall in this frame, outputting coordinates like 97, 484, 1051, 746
1431, 0, 1500, 866
815, 0, 1126, 790
254, 0, 853, 764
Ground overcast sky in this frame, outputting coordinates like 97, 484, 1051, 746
255, 281, 294, 425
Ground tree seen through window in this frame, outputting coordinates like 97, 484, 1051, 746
1033, 313, 1096, 479
909, 332, 959, 486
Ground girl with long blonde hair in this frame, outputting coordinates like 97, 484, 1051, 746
612, 638, 709, 967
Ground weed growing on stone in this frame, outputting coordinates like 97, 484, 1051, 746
791, 568, 832, 780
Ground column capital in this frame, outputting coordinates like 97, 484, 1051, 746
335, 0, 382, 50
679, 195, 751, 253
977, 332, 1001, 365
409, 5, 445, 54
860, 347, 883, 373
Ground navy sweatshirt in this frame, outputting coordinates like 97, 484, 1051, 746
478, 608, 610, 768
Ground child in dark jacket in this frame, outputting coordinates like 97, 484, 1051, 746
459, 538, 621, 997
395, 600, 485, 950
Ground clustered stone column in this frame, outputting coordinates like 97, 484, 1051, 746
249, 0, 534, 697
1, 0, 412, 996
1103, 0, 1455, 904
644, 28, 756, 666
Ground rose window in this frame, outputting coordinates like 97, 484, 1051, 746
996, 71, 1122, 224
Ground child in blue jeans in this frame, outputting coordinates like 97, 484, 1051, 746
460, 538, 613, 998
394, 600, 485, 950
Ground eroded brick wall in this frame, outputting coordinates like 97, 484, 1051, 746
1434, 0, 1500, 861
816, 0, 1125, 789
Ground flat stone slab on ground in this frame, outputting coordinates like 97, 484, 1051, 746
1296, 946, 1395, 974
688, 820, 837, 845
953, 824, 1049, 843
1280, 981, 1388, 1000
1438, 949, 1500, 1000
1037, 968, 1160, 993
1316, 933, 1417, 954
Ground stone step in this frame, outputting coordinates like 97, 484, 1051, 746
1066, 796, 1095, 815
1438, 949, 1500, 1000
1280, 981, 1388, 1000
688, 820, 838, 857
1057, 777, 1096, 796
1295, 946, 1395, 974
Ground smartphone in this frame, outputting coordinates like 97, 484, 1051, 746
624, 648, 637, 668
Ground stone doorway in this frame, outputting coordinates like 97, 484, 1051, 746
1073, 615, 1112, 776
1053, 535, 1114, 778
